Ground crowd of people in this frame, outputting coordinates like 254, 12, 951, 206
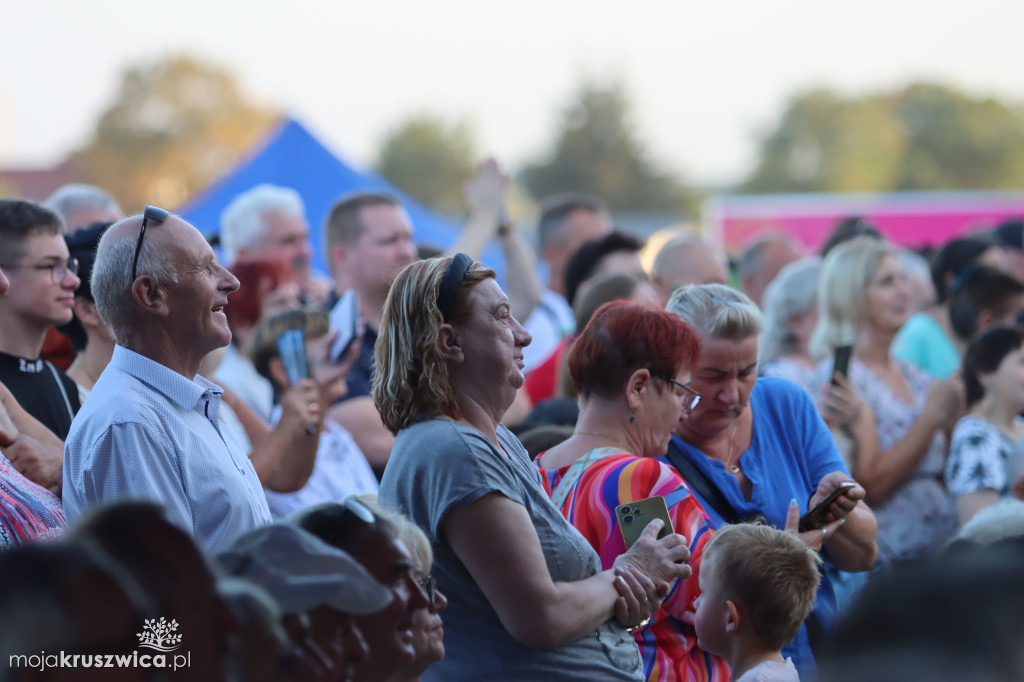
2, 170, 1024, 682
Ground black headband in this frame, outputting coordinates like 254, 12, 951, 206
437, 253, 473, 322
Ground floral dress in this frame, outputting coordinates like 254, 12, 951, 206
815, 358, 956, 561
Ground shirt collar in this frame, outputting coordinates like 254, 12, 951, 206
110, 345, 224, 412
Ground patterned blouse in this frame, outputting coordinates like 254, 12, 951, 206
813, 357, 956, 561
946, 415, 1024, 498
0, 453, 65, 549
540, 450, 729, 682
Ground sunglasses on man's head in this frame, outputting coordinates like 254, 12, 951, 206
131, 205, 171, 282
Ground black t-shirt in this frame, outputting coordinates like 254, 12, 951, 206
0, 350, 80, 440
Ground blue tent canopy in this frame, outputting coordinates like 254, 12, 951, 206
177, 118, 470, 275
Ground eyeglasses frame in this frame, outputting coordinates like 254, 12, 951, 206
0, 257, 80, 285
652, 373, 702, 413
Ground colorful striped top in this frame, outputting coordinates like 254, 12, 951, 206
540, 450, 730, 682
0, 453, 65, 549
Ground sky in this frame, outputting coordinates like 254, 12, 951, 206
2, 0, 1023, 187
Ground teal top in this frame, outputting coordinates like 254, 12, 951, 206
892, 312, 960, 379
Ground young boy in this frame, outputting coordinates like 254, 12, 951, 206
694, 523, 822, 682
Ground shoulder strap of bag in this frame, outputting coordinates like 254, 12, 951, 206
550, 447, 620, 509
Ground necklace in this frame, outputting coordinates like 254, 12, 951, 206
722, 422, 743, 474
573, 430, 634, 455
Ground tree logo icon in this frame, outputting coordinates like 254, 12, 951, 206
137, 618, 183, 652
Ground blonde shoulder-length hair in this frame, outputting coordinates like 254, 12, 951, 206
372, 256, 495, 435
810, 235, 898, 360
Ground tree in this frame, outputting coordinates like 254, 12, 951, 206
77, 55, 278, 211
376, 115, 478, 215
743, 83, 1024, 193
520, 80, 688, 212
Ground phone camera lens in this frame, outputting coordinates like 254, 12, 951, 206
622, 515, 634, 524
632, 506, 642, 515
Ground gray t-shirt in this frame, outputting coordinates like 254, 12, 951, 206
379, 417, 643, 681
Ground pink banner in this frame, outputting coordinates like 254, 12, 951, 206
707, 191, 1024, 254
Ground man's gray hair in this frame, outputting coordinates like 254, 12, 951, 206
92, 227, 180, 345
43, 183, 122, 225
220, 184, 305, 265
667, 283, 763, 341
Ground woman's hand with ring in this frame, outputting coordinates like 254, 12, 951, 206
612, 564, 660, 631
784, 497, 845, 552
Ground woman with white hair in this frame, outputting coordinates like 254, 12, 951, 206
666, 283, 878, 678
761, 257, 877, 473
811, 236, 962, 561
759, 258, 822, 389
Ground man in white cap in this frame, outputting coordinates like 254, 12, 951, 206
219, 523, 392, 682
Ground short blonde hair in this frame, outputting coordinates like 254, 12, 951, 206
666, 283, 762, 342
810, 236, 897, 359
355, 494, 434, 572
702, 523, 822, 650
373, 256, 496, 435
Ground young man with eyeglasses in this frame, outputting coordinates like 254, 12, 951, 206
0, 199, 81, 453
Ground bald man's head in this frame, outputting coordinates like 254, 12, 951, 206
652, 235, 729, 302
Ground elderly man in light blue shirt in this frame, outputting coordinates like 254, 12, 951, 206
63, 206, 272, 550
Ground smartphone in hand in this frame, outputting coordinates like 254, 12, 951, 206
329, 290, 360, 364
798, 481, 856, 532
617, 496, 675, 548
831, 345, 852, 386
276, 329, 308, 386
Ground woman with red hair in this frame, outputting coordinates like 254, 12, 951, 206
215, 257, 301, 421
538, 301, 727, 681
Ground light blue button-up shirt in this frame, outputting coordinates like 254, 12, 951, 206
64, 345, 272, 550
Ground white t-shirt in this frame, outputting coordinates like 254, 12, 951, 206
736, 657, 799, 682
263, 413, 379, 519
522, 289, 575, 372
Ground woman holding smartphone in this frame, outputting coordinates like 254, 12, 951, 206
812, 236, 961, 561
538, 301, 727, 682
667, 284, 878, 679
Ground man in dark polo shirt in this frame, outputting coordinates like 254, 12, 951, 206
323, 192, 417, 474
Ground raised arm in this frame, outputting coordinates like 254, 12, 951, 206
448, 158, 542, 323
856, 375, 963, 504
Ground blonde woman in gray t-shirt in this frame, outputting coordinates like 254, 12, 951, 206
375, 255, 691, 681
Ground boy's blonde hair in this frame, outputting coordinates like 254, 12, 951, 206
702, 523, 823, 650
